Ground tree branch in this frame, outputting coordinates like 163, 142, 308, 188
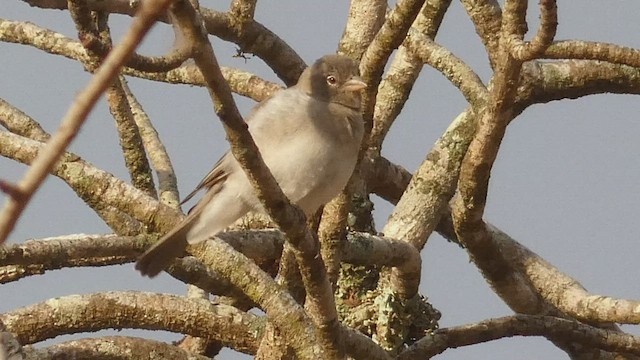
404, 34, 487, 108
398, 315, 640, 359
369, 0, 452, 152
451, 0, 527, 301
122, 77, 181, 207
337, 0, 387, 60
1, 291, 262, 353
544, 40, 640, 68
0, 98, 51, 142
0, 19, 282, 102
508, 0, 557, 61
360, 0, 426, 127
22, 336, 212, 360
459, 0, 502, 68
106, 76, 157, 197
190, 238, 323, 359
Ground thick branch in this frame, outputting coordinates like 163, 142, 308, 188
229, 0, 257, 22
337, 0, 387, 60
1, 291, 262, 353
190, 238, 322, 359
544, 40, 640, 68
459, 0, 502, 67
23, 336, 211, 360
490, 224, 640, 325
451, 0, 526, 300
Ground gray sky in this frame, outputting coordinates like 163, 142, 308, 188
2, 1, 640, 359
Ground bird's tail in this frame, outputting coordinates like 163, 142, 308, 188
135, 224, 191, 278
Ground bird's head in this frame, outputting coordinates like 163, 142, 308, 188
298, 54, 367, 110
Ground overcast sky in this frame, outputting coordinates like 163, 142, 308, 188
2, 1, 640, 359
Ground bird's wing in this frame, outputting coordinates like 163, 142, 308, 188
180, 152, 231, 205
180, 89, 286, 205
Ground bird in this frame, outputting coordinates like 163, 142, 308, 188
135, 54, 366, 277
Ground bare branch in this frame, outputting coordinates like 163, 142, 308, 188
0, 234, 147, 281
459, 0, 502, 67
1, 291, 262, 353
191, 238, 322, 359
381, 110, 476, 261
0, 19, 282, 102
122, 77, 180, 206
451, 0, 526, 296
491, 224, 640, 325
544, 41, 640, 68
405, 34, 488, 107
509, 0, 557, 61
0, 318, 23, 360
23, 336, 212, 360
106, 76, 157, 197
360, 0, 426, 125
317, 193, 350, 288
341, 327, 392, 360
344, 232, 421, 301
0, 180, 24, 203
0, 98, 51, 142
19, 0, 306, 83
509, 61, 639, 120
199, 8, 305, 86
398, 315, 640, 359
337, 0, 387, 60
125, 64, 283, 101
229, 0, 257, 22
369, 0, 452, 152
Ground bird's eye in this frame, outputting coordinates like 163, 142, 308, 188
326, 75, 337, 85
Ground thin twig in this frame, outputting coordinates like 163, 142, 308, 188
106, 76, 157, 197
121, 76, 180, 207
0, 19, 281, 101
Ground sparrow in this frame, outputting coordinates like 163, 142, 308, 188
136, 54, 366, 277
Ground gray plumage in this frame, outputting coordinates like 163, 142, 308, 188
136, 54, 365, 277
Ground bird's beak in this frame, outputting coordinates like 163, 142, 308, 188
341, 77, 367, 92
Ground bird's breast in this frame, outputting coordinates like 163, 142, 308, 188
242, 89, 363, 215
